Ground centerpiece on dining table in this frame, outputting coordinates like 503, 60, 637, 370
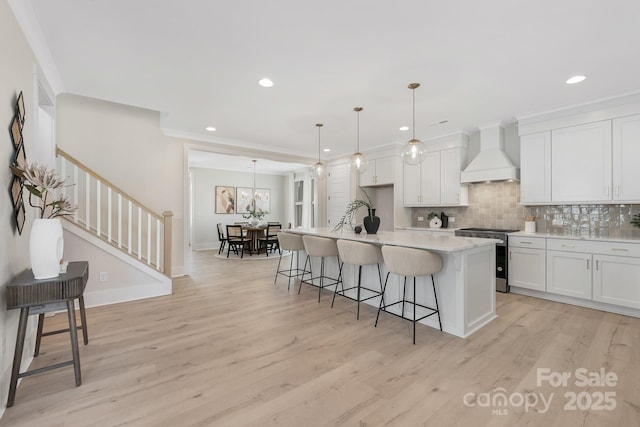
242, 206, 267, 227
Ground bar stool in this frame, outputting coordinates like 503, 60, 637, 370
375, 245, 443, 344
332, 240, 384, 320
274, 232, 310, 290
301, 235, 342, 303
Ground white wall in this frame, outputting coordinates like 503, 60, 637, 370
0, 1, 42, 412
191, 167, 288, 249
55, 94, 185, 275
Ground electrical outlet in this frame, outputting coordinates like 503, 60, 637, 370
417, 216, 424, 221
449, 217, 456, 223
99, 272, 108, 282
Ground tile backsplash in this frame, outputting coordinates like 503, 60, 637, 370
412, 182, 640, 238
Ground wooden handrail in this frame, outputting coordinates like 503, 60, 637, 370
56, 147, 162, 221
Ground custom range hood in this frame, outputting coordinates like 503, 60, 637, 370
460, 125, 519, 183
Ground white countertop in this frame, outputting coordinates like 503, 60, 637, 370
509, 231, 640, 244
287, 227, 499, 253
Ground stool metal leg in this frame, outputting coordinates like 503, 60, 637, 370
375, 272, 391, 327
318, 257, 325, 303
274, 252, 284, 285
331, 262, 344, 308
413, 277, 417, 345
299, 255, 311, 295
432, 274, 442, 331
377, 264, 385, 308
356, 265, 362, 320
401, 276, 407, 318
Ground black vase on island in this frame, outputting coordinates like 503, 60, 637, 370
363, 209, 380, 234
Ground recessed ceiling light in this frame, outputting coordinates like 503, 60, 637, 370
323, 148, 331, 152
399, 126, 409, 131
258, 78, 274, 87
566, 75, 586, 84
205, 126, 216, 132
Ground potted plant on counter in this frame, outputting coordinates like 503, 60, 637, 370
427, 212, 442, 229
333, 187, 380, 233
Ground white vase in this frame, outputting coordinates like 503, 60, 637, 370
29, 218, 64, 279
248, 217, 259, 227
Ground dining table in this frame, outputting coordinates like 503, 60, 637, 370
243, 226, 267, 254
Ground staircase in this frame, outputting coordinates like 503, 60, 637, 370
55, 147, 173, 305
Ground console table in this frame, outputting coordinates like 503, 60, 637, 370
6, 261, 89, 407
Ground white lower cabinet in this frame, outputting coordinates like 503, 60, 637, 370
510, 236, 640, 314
509, 236, 546, 292
546, 250, 592, 299
593, 255, 640, 309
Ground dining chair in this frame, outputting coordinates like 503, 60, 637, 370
258, 224, 281, 256
226, 224, 251, 258
217, 223, 228, 255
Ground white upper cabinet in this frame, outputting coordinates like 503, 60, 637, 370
403, 162, 421, 205
612, 114, 640, 201
359, 156, 394, 187
520, 131, 551, 204
551, 120, 612, 203
420, 152, 441, 205
403, 147, 468, 207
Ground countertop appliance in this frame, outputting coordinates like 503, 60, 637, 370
454, 228, 519, 292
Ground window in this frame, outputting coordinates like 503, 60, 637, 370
311, 178, 315, 227
294, 180, 303, 227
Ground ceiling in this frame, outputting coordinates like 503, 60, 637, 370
24, 0, 640, 160
188, 150, 306, 174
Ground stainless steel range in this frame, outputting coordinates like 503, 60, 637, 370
454, 228, 519, 293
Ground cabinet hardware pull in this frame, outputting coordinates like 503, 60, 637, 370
611, 248, 629, 251
521, 241, 533, 244
596, 260, 599, 270
587, 259, 589, 269
509, 251, 512, 261
616, 185, 620, 196
561, 244, 576, 248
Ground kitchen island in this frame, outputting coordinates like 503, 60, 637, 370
286, 228, 499, 338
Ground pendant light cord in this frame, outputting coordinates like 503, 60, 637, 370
412, 88, 416, 141
316, 123, 323, 162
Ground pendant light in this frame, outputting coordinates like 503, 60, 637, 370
312, 123, 326, 180
349, 107, 368, 174
401, 83, 427, 165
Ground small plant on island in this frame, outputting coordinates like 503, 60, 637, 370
332, 187, 375, 232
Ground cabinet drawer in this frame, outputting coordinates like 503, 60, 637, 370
547, 238, 640, 257
509, 236, 546, 250
546, 239, 597, 253
588, 241, 640, 258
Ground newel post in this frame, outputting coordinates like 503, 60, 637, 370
163, 211, 173, 276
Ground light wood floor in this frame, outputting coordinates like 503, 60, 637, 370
2, 250, 640, 426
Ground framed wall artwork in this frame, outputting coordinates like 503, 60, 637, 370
10, 114, 22, 149
254, 188, 270, 213
16, 91, 25, 125
236, 187, 270, 214
215, 186, 235, 214
14, 143, 26, 167
14, 201, 25, 234
236, 187, 253, 214
9, 90, 26, 235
